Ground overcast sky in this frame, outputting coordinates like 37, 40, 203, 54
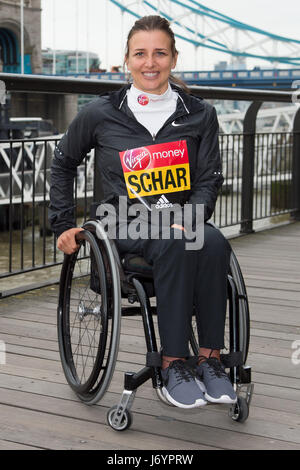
41, 0, 300, 72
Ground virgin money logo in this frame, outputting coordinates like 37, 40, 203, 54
123, 147, 151, 172
137, 94, 149, 106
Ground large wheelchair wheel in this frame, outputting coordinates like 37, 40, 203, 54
190, 249, 250, 364
228, 249, 250, 364
57, 221, 121, 405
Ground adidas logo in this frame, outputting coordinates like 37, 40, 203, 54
155, 195, 173, 209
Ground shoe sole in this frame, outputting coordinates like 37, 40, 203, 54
204, 393, 237, 404
162, 387, 207, 409
195, 378, 237, 404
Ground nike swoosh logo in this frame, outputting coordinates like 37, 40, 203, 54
171, 121, 184, 127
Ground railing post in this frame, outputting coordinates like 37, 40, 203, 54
91, 159, 104, 219
240, 101, 262, 234
93, 160, 104, 204
291, 107, 300, 221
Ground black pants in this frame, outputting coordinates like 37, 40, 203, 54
115, 223, 231, 358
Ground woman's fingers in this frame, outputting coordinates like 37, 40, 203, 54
57, 227, 84, 254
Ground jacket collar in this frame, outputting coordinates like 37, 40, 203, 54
107, 82, 204, 115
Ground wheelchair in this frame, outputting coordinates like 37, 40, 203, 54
57, 218, 254, 431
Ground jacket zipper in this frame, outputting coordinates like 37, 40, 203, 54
152, 98, 190, 142
119, 90, 155, 142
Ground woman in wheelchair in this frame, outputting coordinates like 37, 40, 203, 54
49, 15, 238, 410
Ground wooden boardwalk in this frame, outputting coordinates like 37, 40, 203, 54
0, 222, 299, 451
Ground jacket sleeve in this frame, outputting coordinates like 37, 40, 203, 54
48, 104, 97, 237
188, 105, 223, 224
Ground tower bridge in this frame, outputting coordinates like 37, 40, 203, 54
50, 1, 300, 90
0, 0, 42, 74
0, 1, 77, 133
109, 0, 300, 69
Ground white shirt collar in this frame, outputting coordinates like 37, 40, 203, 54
128, 82, 176, 105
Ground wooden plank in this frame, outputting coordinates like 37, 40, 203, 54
0, 383, 299, 450
0, 365, 298, 420
247, 288, 300, 304
1, 350, 300, 405
0, 376, 300, 449
0, 395, 216, 450
250, 327, 300, 342
1, 340, 299, 405
250, 320, 300, 335
0, 439, 40, 450
0, 404, 141, 450
243, 277, 300, 291
1, 306, 298, 355
1, 325, 298, 368
247, 304, 300, 327
2, 338, 299, 393
247, 352, 300, 380
0, 221, 299, 450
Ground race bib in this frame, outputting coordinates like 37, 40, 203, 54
119, 140, 190, 199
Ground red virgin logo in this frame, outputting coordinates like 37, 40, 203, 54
123, 147, 151, 172
137, 94, 149, 106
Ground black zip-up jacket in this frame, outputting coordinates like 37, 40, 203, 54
48, 84, 223, 237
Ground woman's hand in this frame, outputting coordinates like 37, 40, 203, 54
57, 227, 84, 254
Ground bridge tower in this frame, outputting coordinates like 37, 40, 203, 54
0, 0, 42, 74
0, 1, 77, 133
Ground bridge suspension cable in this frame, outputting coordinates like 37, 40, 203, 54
109, 0, 300, 67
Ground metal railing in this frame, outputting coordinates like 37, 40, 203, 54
57, 67, 300, 88
214, 131, 295, 228
0, 137, 93, 283
0, 73, 299, 297
0, 136, 94, 205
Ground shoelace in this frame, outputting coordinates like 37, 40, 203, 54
199, 356, 229, 379
169, 360, 196, 384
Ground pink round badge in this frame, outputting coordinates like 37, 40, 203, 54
137, 94, 149, 106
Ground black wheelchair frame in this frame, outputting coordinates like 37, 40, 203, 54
57, 219, 254, 431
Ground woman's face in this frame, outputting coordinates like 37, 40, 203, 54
125, 29, 178, 95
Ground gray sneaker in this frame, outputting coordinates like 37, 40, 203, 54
195, 357, 237, 404
161, 360, 207, 409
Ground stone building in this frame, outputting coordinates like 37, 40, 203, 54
0, 0, 42, 74
0, 1, 78, 133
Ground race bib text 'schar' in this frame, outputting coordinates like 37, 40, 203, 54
119, 140, 191, 199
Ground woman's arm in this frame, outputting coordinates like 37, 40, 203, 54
49, 102, 98, 252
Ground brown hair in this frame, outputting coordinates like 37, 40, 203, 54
124, 15, 190, 93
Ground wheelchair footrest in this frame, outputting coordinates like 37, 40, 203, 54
237, 365, 252, 384
220, 351, 244, 368
124, 367, 153, 391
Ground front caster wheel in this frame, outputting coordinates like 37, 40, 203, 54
107, 405, 133, 431
230, 397, 249, 423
